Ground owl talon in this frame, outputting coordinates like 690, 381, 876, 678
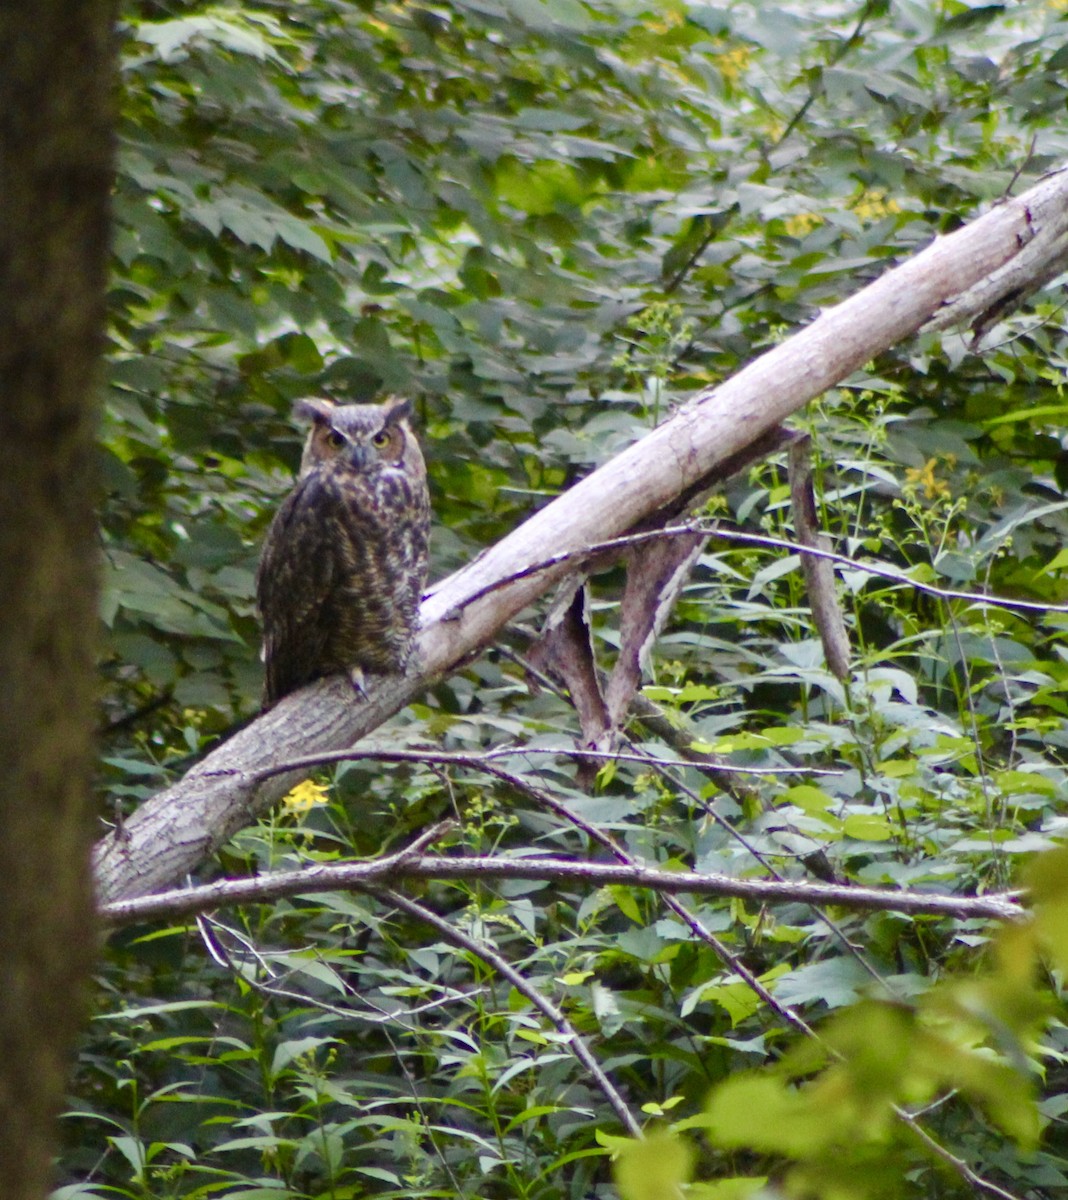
348, 666, 368, 699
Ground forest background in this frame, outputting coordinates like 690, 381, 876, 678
36, 1, 1068, 1198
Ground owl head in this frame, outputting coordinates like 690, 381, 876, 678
294, 395, 424, 483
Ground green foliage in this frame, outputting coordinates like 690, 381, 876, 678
612, 1128, 697, 1200
76, 1, 1068, 1198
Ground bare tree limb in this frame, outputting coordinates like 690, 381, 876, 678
99, 852, 1022, 929
922, 168, 1068, 342
94, 165, 1068, 905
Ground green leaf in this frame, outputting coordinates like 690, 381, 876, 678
775, 959, 871, 1009
704, 1074, 831, 1155
841, 813, 895, 842
613, 1129, 695, 1200
610, 884, 643, 923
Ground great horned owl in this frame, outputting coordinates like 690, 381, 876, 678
256, 395, 430, 706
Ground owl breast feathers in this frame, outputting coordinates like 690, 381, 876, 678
256, 395, 430, 706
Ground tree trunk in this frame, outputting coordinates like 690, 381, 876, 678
0, 3, 114, 1195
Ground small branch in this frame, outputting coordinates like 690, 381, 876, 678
508, 756, 817, 1039
234, 744, 840, 791
788, 437, 851, 679
663, 217, 726, 295
896, 1105, 1026, 1200
499, 639, 767, 808
99, 852, 1023, 929
692, 521, 1068, 615
626, 740, 887, 991
772, 0, 878, 148
447, 521, 1068, 623
528, 744, 1027, 1199
370, 885, 642, 1137
98, 690, 174, 737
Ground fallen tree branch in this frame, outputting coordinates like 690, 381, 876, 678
99, 852, 1023, 928
94, 165, 1068, 905
922, 168, 1068, 341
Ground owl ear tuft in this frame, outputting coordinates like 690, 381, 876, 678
382, 395, 412, 426
294, 397, 337, 425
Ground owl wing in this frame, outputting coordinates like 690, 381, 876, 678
398, 480, 431, 630
256, 474, 339, 705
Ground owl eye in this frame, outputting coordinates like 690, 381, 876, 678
371, 430, 392, 449
325, 428, 346, 449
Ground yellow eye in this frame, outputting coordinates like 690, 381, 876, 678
326, 429, 345, 449
371, 430, 392, 449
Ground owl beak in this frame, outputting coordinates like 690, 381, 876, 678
345, 443, 372, 470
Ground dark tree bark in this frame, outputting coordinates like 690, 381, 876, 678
0, 3, 115, 1195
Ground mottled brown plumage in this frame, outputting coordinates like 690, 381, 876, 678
256, 395, 430, 706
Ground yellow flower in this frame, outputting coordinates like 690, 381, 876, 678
282, 779, 330, 813
714, 46, 751, 85
904, 457, 952, 501
785, 212, 822, 237
851, 188, 903, 221
647, 9, 685, 32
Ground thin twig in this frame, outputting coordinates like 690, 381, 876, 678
896, 1106, 1025, 1200
502, 757, 816, 1038
437, 520, 1068, 620
194, 910, 477, 1030
370, 885, 642, 1137
625, 741, 891, 992
228, 744, 837, 790
772, 0, 877, 147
